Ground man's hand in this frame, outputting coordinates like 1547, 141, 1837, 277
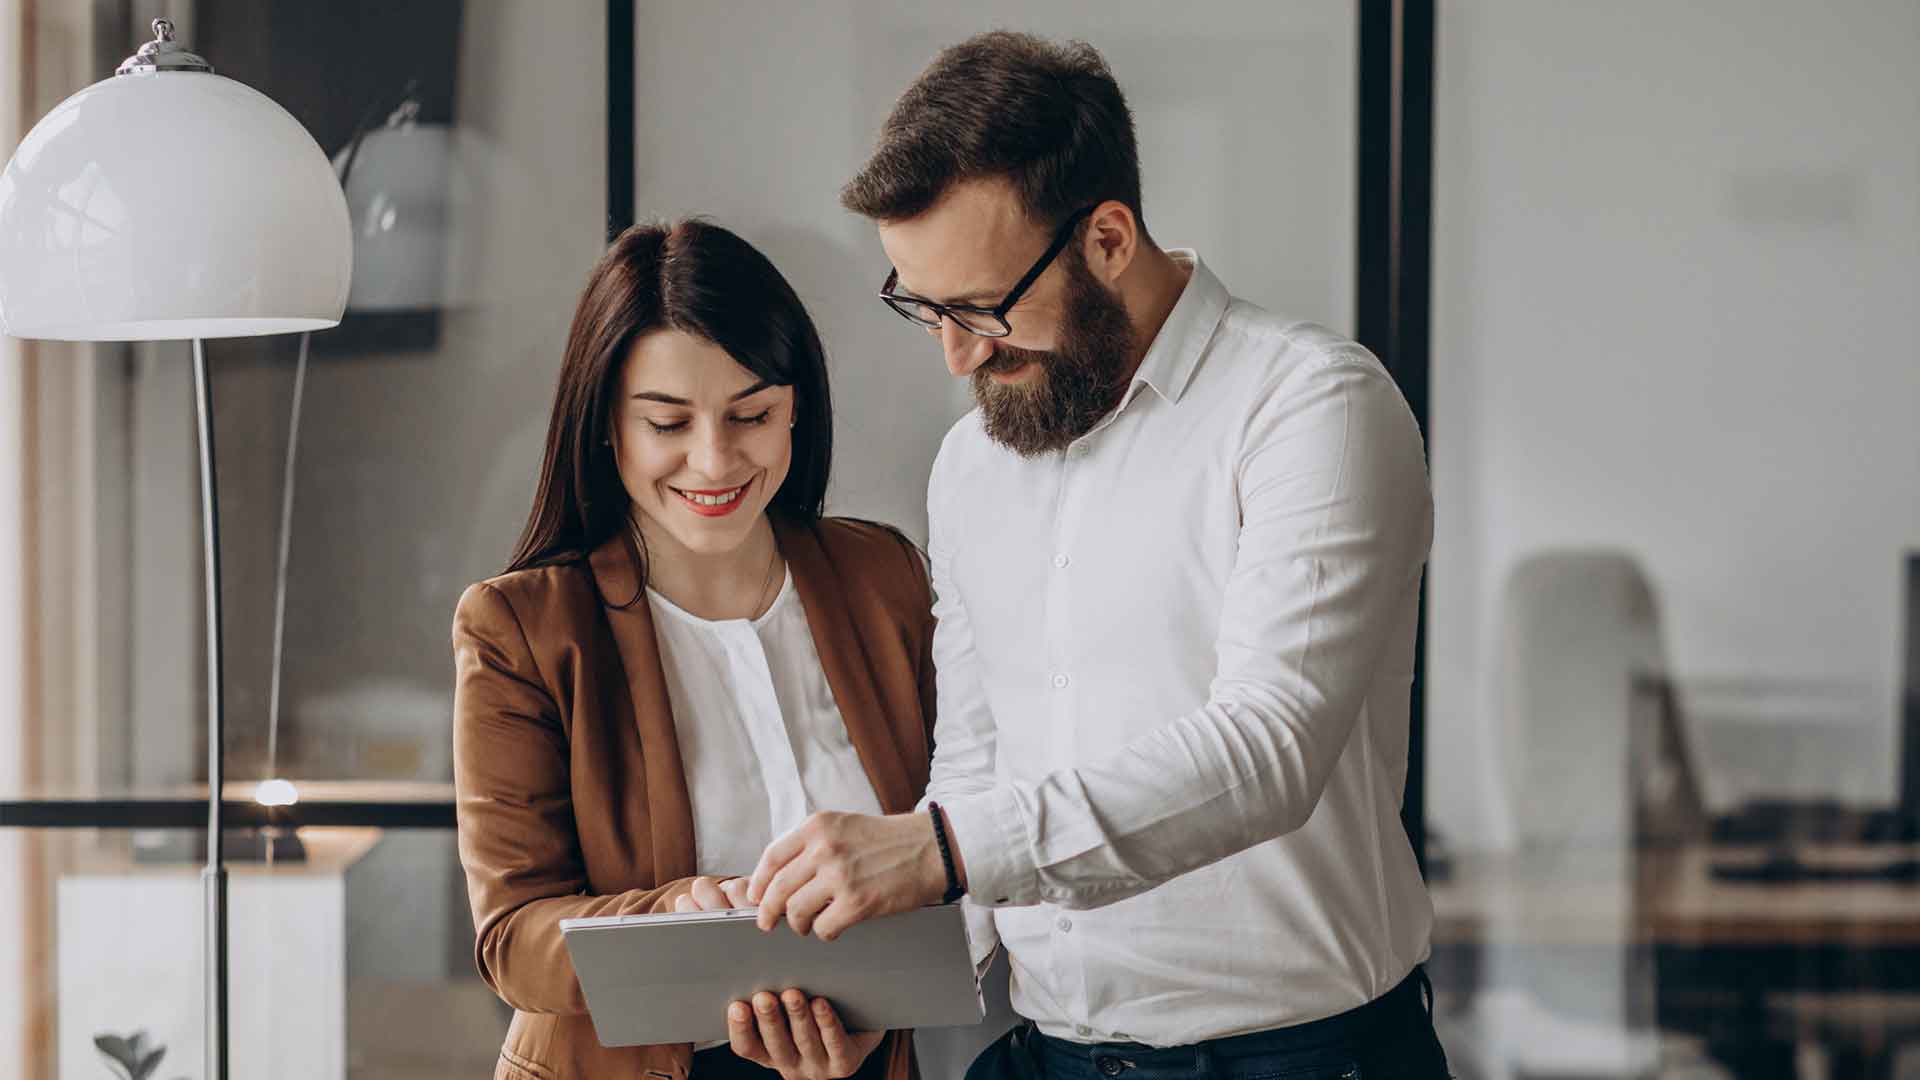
727, 989, 885, 1080
745, 810, 956, 940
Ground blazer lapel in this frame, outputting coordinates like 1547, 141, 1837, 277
588, 536, 697, 885
775, 518, 918, 816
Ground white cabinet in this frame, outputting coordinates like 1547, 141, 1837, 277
57, 830, 378, 1080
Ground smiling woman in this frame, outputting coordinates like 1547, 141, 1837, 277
505, 220, 833, 593
618, 330, 797, 608
452, 218, 938, 1080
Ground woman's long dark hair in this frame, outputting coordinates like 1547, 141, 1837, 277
504, 220, 833, 596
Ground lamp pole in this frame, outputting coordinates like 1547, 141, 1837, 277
191, 338, 229, 1080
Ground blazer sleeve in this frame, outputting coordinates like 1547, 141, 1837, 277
453, 580, 715, 1015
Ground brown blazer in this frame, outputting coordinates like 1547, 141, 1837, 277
452, 517, 937, 1080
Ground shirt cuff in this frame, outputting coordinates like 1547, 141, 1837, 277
962, 903, 999, 976
940, 786, 1041, 908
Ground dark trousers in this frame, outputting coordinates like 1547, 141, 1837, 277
965, 967, 1450, 1080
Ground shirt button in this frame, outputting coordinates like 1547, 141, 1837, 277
1051, 673, 1070, 689
1076, 1025, 1093, 1038
1056, 917, 1072, 932
1052, 553, 1070, 568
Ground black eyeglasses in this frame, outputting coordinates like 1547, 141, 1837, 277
878, 205, 1097, 338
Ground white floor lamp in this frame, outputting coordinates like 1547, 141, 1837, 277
0, 19, 351, 1080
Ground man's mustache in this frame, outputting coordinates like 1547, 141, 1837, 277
981, 344, 1047, 375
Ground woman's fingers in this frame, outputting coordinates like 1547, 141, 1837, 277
680, 875, 752, 913
688, 875, 730, 911
726, 989, 880, 1080
813, 997, 852, 1068
814, 998, 886, 1077
783, 989, 828, 1065
752, 990, 800, 1070
727, 1000, 769, 1066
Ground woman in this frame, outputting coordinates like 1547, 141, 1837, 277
453, 220, 936, 1080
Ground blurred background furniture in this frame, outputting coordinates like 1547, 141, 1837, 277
1429, 549, 1920, 1079
1430, 550, 1669, 1079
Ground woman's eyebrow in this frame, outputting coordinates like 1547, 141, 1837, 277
631, 380, 774, 405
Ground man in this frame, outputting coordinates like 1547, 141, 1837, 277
747, 31, 1448, 1079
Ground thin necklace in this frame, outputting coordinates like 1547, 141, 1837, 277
752, 529, 781, 617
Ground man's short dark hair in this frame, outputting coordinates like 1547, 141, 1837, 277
842, 31, 1148, 239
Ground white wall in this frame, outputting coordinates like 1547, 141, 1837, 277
631, 0, 1355, 543
1427, 0, 1920, 850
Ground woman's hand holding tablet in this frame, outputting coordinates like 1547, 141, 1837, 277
677, 874, 887, 1080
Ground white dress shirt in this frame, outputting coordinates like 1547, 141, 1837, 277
922, 251, 1435, 1047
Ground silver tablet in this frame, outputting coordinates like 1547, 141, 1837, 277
559, 904, 985, 1047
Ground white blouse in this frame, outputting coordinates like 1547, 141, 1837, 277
647, 568, 885, 882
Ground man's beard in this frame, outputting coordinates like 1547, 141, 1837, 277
971, 252, 1136, 458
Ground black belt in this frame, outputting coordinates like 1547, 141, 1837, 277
1027, 965, 1436, 1074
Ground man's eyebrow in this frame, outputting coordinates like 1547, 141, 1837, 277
893, 279, 1010, 307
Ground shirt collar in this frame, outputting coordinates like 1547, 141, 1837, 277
1128, 249, 1228, 406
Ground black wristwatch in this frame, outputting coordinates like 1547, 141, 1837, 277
926, 801, 966, 904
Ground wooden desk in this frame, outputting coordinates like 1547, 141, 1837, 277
1427, 834, 1920, 1074
1645, 846, 1920, 949
1431, 844, 1920, 951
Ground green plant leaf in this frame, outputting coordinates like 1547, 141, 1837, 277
94, 1033, 136, 1078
